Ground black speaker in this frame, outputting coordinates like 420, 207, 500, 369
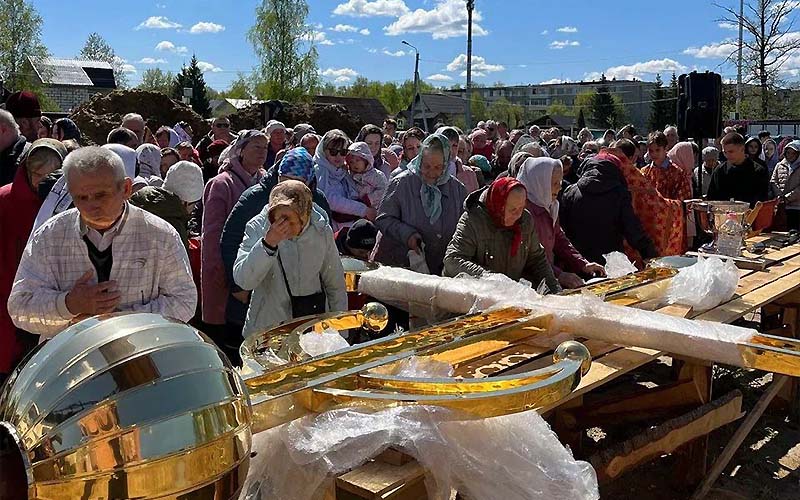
677, 71, 723, 140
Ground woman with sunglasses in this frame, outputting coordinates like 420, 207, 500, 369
314, 129, 376, 230
197, 117, 236, 164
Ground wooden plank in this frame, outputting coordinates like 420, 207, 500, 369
690, 376, 789, 500
589, 390, 744, 483
337, 461, 426, 499
694, 267, 800, 323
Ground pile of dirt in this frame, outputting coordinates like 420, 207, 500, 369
229, 100, 364, 138
71, 90, 210, 145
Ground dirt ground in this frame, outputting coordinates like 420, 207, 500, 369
587, 356, 800, 499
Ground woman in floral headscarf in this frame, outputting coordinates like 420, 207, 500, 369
374, 133, 467, 275
201, 130, 267, 344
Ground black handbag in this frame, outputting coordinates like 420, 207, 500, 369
277, 252, 326, 318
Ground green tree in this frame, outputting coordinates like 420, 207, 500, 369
546, 99, 572, 117
590, 74, 616, 129
666, 72, 679, 126
0, 0, 49, 90
576, 108, 586, 129
79, 32, 128, 88
469, 91, 487, 124
248, 0, 319, 101
137, 68, 175, 94
172, 55, 211, 118
219, 73, 254, 99
648, 73, 669, 132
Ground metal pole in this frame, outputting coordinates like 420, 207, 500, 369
736, 0, 744, 119
403, 40, 420, 130
465, 0, 474, 129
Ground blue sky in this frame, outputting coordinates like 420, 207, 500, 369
32, 0, 766, 91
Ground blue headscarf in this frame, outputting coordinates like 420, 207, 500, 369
278, 146, 315, 184
407, 133, 451, 224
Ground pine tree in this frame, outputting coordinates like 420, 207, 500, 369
577, 108, 586, 130
172, 55, 211, 118
590, 74, 616, 129
667, 72, 679, 126
648, 74, 667, 132
79, 32, 128, 88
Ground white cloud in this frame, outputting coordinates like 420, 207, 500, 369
155, 40, 188, 54
539, 78, 571, 84
308, 31, 335, 46
333, 0, 410, 17
718, 22, 738, 30
332, 24, 360, 32
557, 26, 578, 33
426, 73, 453, 81
585, 58, 687, 80
683, 41, 737, 59
549, 40, 580, 49
136, 16, 182, 30
540, 30, 549, 35
367, 48, 378, 53
138, 57, 168, 64
466, 70, 486, 77
359, 28, 370, 35
384, 0, 487, 40
382, 49, 406, 57
197, 61, 222, 73
189, 22, 225, 34
446, 54, 504, 74
321, 67, 359, 83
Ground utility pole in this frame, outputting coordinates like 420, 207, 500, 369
736, 0, 744, 119
465, 0, 475, 129
402, 40, 420, 130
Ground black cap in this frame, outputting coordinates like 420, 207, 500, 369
346, 219, 378, 250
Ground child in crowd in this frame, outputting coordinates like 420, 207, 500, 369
346, 141, 388, 209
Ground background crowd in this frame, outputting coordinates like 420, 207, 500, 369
0, 88, 795, 379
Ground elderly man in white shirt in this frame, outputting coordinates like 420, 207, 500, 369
8, 146, 197, 340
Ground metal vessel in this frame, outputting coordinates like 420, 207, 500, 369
0, 305, 591, 499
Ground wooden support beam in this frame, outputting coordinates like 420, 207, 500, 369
690, 376, 789, 500
589, 390, 744, 484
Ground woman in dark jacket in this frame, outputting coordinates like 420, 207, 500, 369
443, 177, 561, 292
374, 133, 466, 275
559, 152, 657, 265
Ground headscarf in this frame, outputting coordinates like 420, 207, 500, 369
516, 157, 562, 226
745, 136, 763, 161
313, 129, 351, 183
508, 151, 534, 178
469, 154, 491, 174
221, 129, 268, 172
136, 143, 162, 179
102, 143, 137, 179
559, 136, 579, 157
764, 138, 779, 173
54, 118, 81, 142
667, 141, 696, 178
267, 179, 313, 231
784, 140, 800, 172
407, 133, 451, 224
484, 177, 525, 257
511, 135, 534, 157
277, 146, 315, 184
777, 136, 795, 160
157, 127, 181, 148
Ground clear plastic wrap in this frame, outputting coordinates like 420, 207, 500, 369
358, 267, 756, 369
666, 256, 739, 311
241, 405, 599, 500
299, 328, 350, 357
603, 251, 637, 278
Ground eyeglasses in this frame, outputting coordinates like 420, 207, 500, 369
214, 123, 230, 129
327, 148, 348, 156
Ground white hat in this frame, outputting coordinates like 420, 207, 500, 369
347, 141, 374, 169
163, 161, 204, 203
136, 143, 162, 178
265, 120, 286, 136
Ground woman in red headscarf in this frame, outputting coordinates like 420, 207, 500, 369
443, 176, 561, 293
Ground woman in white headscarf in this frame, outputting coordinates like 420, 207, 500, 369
516, 157, 605, 289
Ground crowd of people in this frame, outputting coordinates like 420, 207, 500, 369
0, 87, 796, 380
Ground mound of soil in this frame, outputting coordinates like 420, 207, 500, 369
229, 100, 363, 138
71, 90, 210, 145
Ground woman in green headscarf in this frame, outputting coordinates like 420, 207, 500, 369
373, 133, 467, 275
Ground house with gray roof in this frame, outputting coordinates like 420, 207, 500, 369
24, 57, 117, 112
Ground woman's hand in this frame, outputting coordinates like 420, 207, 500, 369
582, 262, 606, 277
558, 272, 585, 289
364, 207, 378, 222
232, 290, 251, 304
407, 234, 422, 254
264, 216, 292, 247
